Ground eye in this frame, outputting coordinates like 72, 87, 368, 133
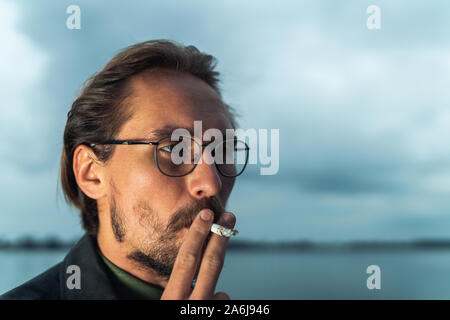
160, 142, 186, 157
161, 144, 176, 153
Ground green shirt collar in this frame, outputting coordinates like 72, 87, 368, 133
100, 251, 164, 300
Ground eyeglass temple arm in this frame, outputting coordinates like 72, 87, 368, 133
89, 141, 159, 147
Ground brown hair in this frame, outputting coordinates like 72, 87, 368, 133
60, 39, 235, 236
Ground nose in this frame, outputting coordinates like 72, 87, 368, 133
186, 149, 222, 199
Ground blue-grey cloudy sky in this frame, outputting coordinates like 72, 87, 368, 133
1, 0, 450, 242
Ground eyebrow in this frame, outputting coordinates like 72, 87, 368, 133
143, 126, 195, 140
143, 126, 236, 143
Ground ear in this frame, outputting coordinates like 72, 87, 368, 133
73, 144, 107, 200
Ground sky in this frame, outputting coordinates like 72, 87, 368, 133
1, 0, 450, 242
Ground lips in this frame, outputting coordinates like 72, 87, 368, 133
167, 197, 225, 233
182, 211, 218, 230
183, 217, 198, 228
182, 218, 196, 230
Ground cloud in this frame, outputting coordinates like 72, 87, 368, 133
0, 1, 52, 171
2, 0, 450, 240
0, 0, 80, 239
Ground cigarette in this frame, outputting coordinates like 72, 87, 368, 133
210, 223, 238, 238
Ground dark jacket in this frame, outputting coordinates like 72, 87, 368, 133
0, 233, 123, 300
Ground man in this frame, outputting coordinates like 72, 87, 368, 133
1, 40, 247, 300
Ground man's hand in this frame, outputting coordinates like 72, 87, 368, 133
161, 209, 236, 300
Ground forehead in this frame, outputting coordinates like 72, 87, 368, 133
118, 69, 232, 139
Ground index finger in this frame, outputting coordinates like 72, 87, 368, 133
191, 212, 236, 299
161, 209, 213, 299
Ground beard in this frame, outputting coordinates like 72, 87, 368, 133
109, 183, 224, 279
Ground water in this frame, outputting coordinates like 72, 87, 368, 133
1, 249, 450, 299
220, 250, 450, 299
0, 250, 66, 296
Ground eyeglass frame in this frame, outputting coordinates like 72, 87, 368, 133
89, 135, 250, 178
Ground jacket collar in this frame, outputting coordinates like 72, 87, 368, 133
59, 233, 120, 299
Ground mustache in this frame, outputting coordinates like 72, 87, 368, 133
166, 197, 225, 233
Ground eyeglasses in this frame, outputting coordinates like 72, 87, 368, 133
90, 135, 249, 178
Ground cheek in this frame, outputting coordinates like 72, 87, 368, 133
124, 167, 165, 208
111, 156, 185, 224
111, 148, 164, 199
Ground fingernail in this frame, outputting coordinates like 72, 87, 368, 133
223, 212, 236, 227
200, 209, 213, 222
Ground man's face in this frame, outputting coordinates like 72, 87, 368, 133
102, 69, 235, 278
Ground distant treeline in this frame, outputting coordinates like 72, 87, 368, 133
0, 236, 75, 250
2, 236, 450, 251
228, 239, 450, 252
